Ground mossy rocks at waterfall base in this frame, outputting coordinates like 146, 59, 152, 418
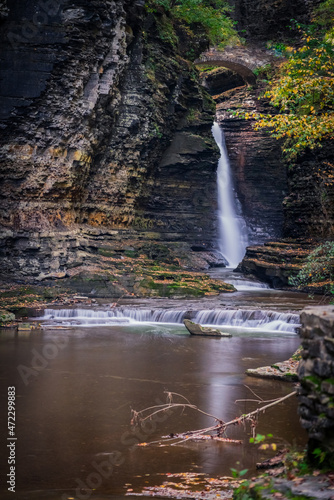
45, 243, 235, 299
61, 267, 235, 299
134, 269, 235, 298
0, 283, 75, 312
238, 239, 334, 293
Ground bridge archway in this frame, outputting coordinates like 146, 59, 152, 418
195, 47, 278, 86
195, 58, 256, 85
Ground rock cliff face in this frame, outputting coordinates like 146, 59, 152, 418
0, 0, 220, 282
229, 0, 321, 41
283, 145, 334, 239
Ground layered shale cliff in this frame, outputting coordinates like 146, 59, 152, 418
0, 0, 222, 286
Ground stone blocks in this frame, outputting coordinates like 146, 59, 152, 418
298, 306, 334, 464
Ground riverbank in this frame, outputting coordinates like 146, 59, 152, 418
245, 347, 302, 382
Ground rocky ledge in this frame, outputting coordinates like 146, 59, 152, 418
246, 347, 301, 382
237, 239, 320, 289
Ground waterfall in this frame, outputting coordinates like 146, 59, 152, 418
212, 122, 248, 268
193, 309, 299, 333
40, 307, 300, 333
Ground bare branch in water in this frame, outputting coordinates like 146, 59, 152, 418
235, 385, 286, 405
131, 390, 297, 446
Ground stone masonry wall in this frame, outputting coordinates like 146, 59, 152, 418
298, 306, 334, 467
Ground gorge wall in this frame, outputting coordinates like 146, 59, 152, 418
229, 0, 322, 41
215, 85, 287, 244
0, 0, 331, 288
0, 0, 222, 282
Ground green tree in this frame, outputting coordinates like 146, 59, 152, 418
240, 5, 334, 160
252, 28, 334, 159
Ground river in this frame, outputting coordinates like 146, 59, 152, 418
0, 269, 324, 500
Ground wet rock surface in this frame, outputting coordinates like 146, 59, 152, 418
283, 145, 334, 240
238, 239, 316, 289
246, 347, 301, 382
245, 473, 334, 500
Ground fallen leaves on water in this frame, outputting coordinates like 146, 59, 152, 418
125, 472, 240, 499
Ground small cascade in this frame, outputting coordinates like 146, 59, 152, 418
42, 308, 186, 325
207, 268, 271, 292
226, 279, 270, 292
212, 122, 249, 268
193, 309, 299, 333
40, 307, 300, 333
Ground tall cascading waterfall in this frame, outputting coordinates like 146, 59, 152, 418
212, 122, 249, 268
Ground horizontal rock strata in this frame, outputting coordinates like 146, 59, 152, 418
0, 0, 220, 284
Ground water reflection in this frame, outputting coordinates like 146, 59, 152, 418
0, 323, 307, 500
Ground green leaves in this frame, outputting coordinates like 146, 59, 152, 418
312, 447, 327, 464
145, 0, 238, 48
249, 433, 272, 444
230, 462, 248, 479
250, 22, 334, 159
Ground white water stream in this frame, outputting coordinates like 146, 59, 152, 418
212, 122, 249, 268
40, 307, 300, 334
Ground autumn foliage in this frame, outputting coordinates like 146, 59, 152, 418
242, 12, 334, 159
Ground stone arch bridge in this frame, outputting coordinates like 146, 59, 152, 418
194, 46, 280, 84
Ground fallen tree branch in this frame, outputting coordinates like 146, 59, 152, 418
131, 390, 297, 446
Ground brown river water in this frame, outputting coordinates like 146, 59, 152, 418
0, 271, 327, 500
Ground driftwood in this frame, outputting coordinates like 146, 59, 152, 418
183, 319, 232, 337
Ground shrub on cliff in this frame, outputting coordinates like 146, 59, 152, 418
288, 241, 334, 295
145, 0, 239, 51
